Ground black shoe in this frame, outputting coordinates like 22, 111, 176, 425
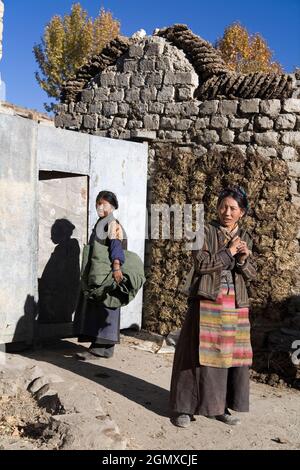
173, 414, 191, 428
215, 409, 241, 426
76, 350, 103, 361
76, 344, 115, 360
91, 345, 115, 358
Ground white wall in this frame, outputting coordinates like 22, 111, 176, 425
0, 114, 38, 343
0, 113, 148, 343
89, 135, 148, 329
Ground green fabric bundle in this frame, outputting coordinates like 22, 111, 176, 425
81, 240, 145, 308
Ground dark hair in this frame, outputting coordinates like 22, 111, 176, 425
96, 190, 119, 209
217, 186, 249, 213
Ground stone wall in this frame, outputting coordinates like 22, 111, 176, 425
55, 33, 300, 346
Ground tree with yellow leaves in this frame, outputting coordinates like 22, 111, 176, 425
216, 23, 283, 74
33, 3, 120, 111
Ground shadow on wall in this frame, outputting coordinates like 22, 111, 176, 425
6, 295, 38, 352
38, 219, 81, 324
7, 219, 81, 351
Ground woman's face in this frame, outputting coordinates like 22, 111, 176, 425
217, 196, 244, 228
96, 198, 114, 218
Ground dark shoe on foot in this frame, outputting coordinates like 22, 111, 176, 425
173, 414, 191, 428
76, 350, 103, 361
91, 345, 114, 358
215, 412, 241, 426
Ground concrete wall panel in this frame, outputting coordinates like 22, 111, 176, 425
0, 114, 38, 343
90, 135, 148, 329
0, 114, 148, 342
37, 124, 90, 175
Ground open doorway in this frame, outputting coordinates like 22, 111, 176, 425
37, 171, 88, 339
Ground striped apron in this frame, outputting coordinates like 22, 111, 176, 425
199, 270, 252, 368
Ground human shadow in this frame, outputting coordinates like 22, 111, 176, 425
21, 339, 170, 418
38, 219, 80, 324
5, 295, 38, 353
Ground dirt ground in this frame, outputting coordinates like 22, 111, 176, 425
0, 388, 74, 450
1, 332, 300, 450
0, 390, 54, 450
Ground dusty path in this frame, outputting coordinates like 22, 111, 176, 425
13, 333, 300, 451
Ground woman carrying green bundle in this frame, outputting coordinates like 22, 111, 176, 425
171, 187, 256, 427
76, 190, 127, 360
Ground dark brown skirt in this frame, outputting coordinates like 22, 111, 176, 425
169, 298, 249, 417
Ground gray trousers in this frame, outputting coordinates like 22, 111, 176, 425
78, 298, 120, 346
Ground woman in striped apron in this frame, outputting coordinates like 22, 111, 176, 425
170, 187, 256, 427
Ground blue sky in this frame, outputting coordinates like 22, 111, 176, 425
1, 0, 300, 113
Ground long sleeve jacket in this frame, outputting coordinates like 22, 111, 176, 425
180, 222, 256, 308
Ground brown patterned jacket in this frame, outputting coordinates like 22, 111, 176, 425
180, 221, 257, 308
